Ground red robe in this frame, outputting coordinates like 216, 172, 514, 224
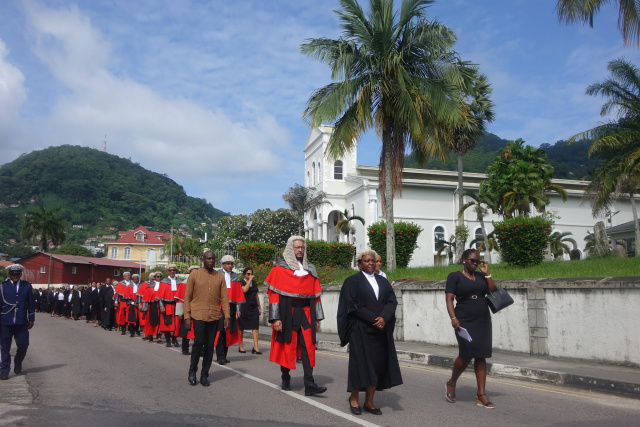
156, 281, 178, 332
266, 264, 323, 370
140, 282, 161, 336
225, 278, 246, 346
136, 283, 149, 327
114, 281, 133, 325
127, 282, 141, 325
174, 282, 194, 340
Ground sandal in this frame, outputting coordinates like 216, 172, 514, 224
476, 394, 495, 409
445, 380, 456, 403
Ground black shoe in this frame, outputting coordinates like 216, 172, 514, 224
200, 375, 210, 387
121, 330, 126, 335
305, 384, 327, 396
188, 371, 197, 386
281, 379, 291, 391
296, 358, 302, 364
130, 333, 135, 338
349, 398, 362, 415
218, 359, 227, 365
136, 329, 141, 336
166, 341, 172, 348
238, 348, 246, 353
172, 337, 179, 346
252, 348, 262, 355
14, 363, 22, 375
0, 372, 8, 380
363, 405, 382, 415
182, 349, 191, 355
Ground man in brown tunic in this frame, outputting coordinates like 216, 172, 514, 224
183, 251, 230, 386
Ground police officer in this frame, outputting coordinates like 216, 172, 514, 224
0, 264, 35, 379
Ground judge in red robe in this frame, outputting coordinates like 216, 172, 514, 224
174, 265, 199, 355
127, 274, 142, 337
141, 272, 162, 343
215, 255, 245, 364
266, 236, 326, 397
114, 272, 134, 335
158, 265, 180, 348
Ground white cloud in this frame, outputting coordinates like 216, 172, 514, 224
0, 39, 27, 121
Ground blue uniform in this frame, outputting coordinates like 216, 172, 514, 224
0, 279, 35, 373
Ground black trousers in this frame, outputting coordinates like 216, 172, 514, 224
215, 323, 227, 361
190, 319, 219, 377
280, 325, 314, 387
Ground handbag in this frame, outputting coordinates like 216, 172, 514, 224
486, 287, 514, 313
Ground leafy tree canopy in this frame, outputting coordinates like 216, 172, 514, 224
53, 243, 94, 257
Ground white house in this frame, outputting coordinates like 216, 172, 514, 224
303, 126, 638, 266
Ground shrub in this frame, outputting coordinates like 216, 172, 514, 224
237, 242, 277, 266
306, 240, 355, 268
315, 265, 356, 284
246, 262, 273, 286
492, 216, 552, 267
367, 221, 423, 268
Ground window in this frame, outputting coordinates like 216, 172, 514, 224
307, 171, 310, 186
110, 247, 118, 259
475, 228, 484, 250
123, 247, 131, 260
40, 266, 46, 274
434, 226, 445, 251
312, 162, 316, 185
334, 160, 343, 180
114, 269, 120, 277
317, 161, 321, 183
71, 266, 77, 274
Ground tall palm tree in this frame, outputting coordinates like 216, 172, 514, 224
436, 235, 457, 265
336, 209, 366, 235
584, 230, 595, 254
548, 231, 578, 259
458, 190, 498, 263
282, 183, 330, 234
301, 0, 471, 270
555, 0, 640, 46
21, 204, 67, 251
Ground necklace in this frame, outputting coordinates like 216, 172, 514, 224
461, 270, 475, 281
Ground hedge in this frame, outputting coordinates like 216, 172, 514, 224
237, 242, 277, 266
492, 216, 552, 267
367, 221, 423, 268
306, 240, 355, 268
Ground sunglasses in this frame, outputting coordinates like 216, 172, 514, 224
467, 259, 483, 265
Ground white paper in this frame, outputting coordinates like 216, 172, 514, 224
457, 327, 472, 342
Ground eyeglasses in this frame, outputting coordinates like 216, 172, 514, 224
467, 259, 481, 265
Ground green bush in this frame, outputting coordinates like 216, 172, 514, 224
238, 242, 277, 266
492, 216, 552, 267
367, 221, 423, 268
306, 240, 355, 268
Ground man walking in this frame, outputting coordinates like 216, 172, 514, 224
183, 251, 230, 387
0, 265, 35, 379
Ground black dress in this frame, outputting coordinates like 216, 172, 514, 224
445, 271, 492, 359
238, 280, 260, 331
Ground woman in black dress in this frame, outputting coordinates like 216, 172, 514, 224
445, 248, 498, 408
237, 267, 262, 354
337, 250, 402, 416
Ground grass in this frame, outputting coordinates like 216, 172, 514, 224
326, 257, 640, 284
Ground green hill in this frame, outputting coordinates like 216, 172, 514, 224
0, 145, 228, 247
405, 133, 601, 181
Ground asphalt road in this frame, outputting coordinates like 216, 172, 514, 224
2, 315, 640, 426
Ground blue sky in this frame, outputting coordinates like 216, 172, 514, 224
0, 0, 638, 215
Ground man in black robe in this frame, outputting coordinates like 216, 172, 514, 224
101, 279, 116, 330
71, 288, 83, 320
82, 282, 94, 322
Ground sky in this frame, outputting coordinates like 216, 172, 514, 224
0, 0, 638, 215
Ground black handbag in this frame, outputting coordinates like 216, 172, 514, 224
487, 287, 514, 313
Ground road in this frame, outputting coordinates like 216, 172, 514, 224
1, 315, 639, 426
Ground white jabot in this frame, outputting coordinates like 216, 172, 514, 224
58, 293, 64, 301
68, 293, 72, 302
78, 291, 82, 299
154, 281, 160, 292
224, 272, 231, 289
294, 261, 309, 277
124, 280, 131, 286
170, 276, 177, 292
133, 284, 138, 294
362, 271, 379, 299
377, 270, 387, 279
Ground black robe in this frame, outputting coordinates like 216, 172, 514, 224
71, 290, 83, 316
101, 285, 116, 327
82, 288, 93, 316
337, 272, 403, 392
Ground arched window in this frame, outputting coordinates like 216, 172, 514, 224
123, 247, 131, 260
312, 162, 316, 185
317, 161, 321, 183
146, 248, 156, 261
351, 203, 356, 217
334, 160, 343, 180
434, 226, 445, 251
110, 247, 118, 259
475, 228, 484, 250
307, 170, 310, 186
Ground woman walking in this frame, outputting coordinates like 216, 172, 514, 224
237, 267, 262, 354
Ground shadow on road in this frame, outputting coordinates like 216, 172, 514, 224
25, 363, 67, 374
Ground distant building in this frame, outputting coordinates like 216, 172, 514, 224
608, 220, 639, 257
18, 252, 144, 288
104, 225, 171, 268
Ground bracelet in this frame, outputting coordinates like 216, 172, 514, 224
451, 317, 457, 320
484, 274, 492, 279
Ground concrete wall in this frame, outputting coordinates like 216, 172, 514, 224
259, 277, 640, 366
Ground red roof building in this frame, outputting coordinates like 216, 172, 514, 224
18, 252, 145, 288
104, 226, 172, 268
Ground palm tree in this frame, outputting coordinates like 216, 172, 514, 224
458, 190, 498, 263
555, 0, 640, 46
336, 209, 365, 236
436, 236, 457, 265
301, 0, 471, 270
21, 204, 67, 251
584, 230, 595, 254
282, 183, 330, 234
468, 235, 497, 254
548, 231, 578, 259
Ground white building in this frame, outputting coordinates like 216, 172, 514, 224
303, 126, 638, 266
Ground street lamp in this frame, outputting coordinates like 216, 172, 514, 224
605, 208, 620, 226
132, 247, 144, 277
247, 214, 253, 242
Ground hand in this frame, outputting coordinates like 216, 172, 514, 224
160, 307, 166, 313
183, 319, 191, 330
273, 320, 282, 332
223, 318, 230, 330
316, 320, 320, 332
373, 317, 385, 330
104, 308, 107, 312
27, 321, 34, 330
479, 261, 490, 276
236, 311, 241, 319
451, 318, 460, 331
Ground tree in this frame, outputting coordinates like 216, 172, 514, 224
555, 0, 640, 46
458, 190, 498, 263
480, 139, 568, 218
301, 0, 472, 270
436, 236, 457, 265
584, 230, 596, 254
336, 209, 365, 235
548, 231, 578, 259
282, 184, 329, 233
164, 237, 204, 258
53, 243, 93, 257
214, 209, 302, 249
21, 204, 67, 251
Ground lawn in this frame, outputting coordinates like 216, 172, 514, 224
326, 257, 640, 284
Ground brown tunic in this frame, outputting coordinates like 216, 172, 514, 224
183, 268, 230, 322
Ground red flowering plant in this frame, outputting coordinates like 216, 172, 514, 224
491, 216, 552, 267
237, 242, 276, 266
306, 240, 354, 268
